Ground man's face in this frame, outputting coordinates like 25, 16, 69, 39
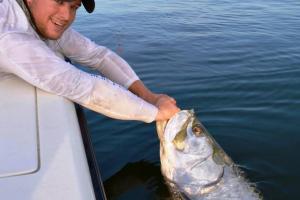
26, 0, 81, 39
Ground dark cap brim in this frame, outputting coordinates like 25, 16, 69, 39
82, 0, 95, 13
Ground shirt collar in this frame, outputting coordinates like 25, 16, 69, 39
16, 0, 45, 40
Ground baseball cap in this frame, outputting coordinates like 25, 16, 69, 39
82, 0, 95, 13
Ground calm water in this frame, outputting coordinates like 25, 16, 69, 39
73, 0, 300, 199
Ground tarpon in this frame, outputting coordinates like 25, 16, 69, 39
156, 110, 261, 200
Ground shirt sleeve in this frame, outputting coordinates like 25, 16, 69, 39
0, 31, 158, 123
58, 28, 139, 89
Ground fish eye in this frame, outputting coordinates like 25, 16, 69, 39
192, 124, 203, 137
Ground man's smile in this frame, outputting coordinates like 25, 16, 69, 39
51, 17, 67, 31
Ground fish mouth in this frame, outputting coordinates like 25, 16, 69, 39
156, 120, 168, 142
156, 110, 194, 146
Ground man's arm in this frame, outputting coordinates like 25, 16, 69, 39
128, 80, 180, 121
58, 28, 139, 88
59, 28, 180, 120
0, 31, 158, 122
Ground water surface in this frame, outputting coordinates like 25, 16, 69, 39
74, 1, 300, 199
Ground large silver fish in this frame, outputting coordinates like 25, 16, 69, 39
156, 110, 261, 200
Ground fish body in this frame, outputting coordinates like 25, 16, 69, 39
156, 110, 261, 200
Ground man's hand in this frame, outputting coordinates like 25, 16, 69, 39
154, 94, 180, 121
128, 80, 180, 121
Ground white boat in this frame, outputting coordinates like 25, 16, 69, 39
0, 76, 106, 200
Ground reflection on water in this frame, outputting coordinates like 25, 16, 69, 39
104, 161, 171, 200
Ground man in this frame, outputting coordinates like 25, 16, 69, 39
0, 0, 180, 122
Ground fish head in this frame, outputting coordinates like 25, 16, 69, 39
171, 110, 205, 151
158, 110, 232, 163
157, 110, 204, 151
157, 110, 225, 192
156, 110, 259, 199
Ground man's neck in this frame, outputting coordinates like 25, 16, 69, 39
16, 0, 45, 40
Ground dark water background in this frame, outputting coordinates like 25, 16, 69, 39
73, 0, 300, 199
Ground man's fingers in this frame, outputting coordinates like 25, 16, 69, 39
170, 97, 176, 104
158, 95, 177, 105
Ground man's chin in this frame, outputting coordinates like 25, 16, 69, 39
41, 31, 64, 40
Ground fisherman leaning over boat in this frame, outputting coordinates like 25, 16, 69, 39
0, 0, 180, 122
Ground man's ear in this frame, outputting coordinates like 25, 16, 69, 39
25, 0, 33, 6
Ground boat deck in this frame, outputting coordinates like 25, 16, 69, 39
0, 76, 100, 199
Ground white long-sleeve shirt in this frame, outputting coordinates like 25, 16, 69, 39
0, 0, 158, 123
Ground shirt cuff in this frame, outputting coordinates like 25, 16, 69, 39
139, 101, 158, 123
